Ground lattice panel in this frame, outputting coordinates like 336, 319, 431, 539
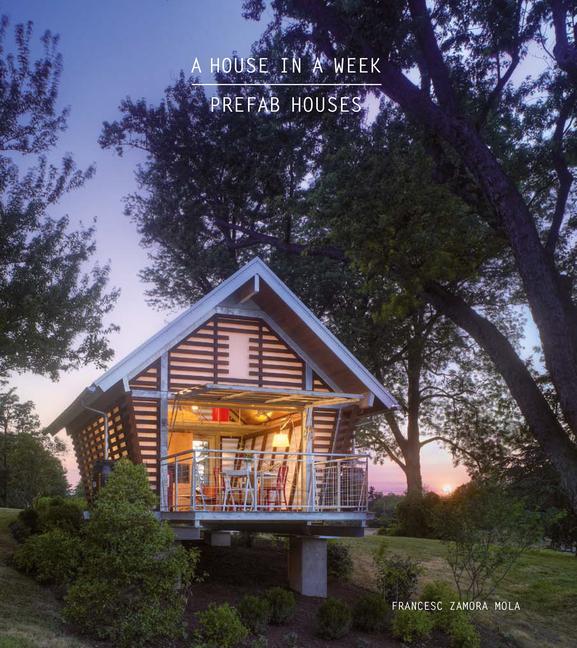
71, 400, 131, 495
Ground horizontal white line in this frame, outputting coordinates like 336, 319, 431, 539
190, 83, 381, 87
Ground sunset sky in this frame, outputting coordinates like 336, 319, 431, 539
5, 0, 472, 494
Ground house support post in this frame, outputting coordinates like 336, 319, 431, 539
207, 531, 232, 547
288, 536, 327, 597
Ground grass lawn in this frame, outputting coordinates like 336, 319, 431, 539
0, 508, 92, 648
341, 534, 577, 648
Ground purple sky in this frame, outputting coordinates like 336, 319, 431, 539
5, 0, 470, 493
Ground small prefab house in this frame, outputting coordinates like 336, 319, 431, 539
46, 258, 397, 595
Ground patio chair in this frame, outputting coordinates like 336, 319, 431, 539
262, 464, 288, 509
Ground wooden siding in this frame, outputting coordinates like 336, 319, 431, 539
168, 315, 305, 391
129, 359, 160, 391
131, 397, 160, 492
70, 398, 132, 495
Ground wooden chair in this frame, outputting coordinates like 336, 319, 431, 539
263, 464, 288, 509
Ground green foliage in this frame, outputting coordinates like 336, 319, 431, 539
373, 541, 421, 603
352, 592, 389, 633
391, 609, 434, 643
12, 528, 82, 586
420, 581, 480, 648
315, 598, 352, 640
436, 481, 543, 600
237, 594, 271, 635
194, 603, 248, 648
10, 496, 84, 543
0, 17, 117, 380
64, 459, 194, 647
327, 540, 353, 581
264, 587, 296, 625
390, 492, 442, 538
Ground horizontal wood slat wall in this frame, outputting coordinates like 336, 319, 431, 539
167, 315, 305, 391
131, 397, 160, 492
129, 359, 160, 390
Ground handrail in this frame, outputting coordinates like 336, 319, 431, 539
160, 447, 369, 462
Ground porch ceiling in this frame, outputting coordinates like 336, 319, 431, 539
175, 383, 364, 410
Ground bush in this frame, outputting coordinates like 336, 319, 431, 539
353, 593, 389, 633
391, 609, 434, 643
194, 603, 248, 648
315, 598, 352, 640
420, 581, 480, 648
436, 481, 543, 601
10, 496, 85, 543
9, 508, 40, 543
12, 528, 82, 586
374, 542, 421, 603
327, 541, 353, 581
264, 587, 296, 625
64, 459, 195, 647
238, 594, 271, 634
391, 492, 441, 538
35, 496, 85, 534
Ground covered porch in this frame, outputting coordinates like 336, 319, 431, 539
159, 383, 369, 522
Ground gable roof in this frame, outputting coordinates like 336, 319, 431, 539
45, 258, 397, 435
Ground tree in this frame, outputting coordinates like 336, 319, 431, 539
0, 387, 68, 507
0, 16, 118, 379
236, 1, 577, 511
64, 459, 196, 647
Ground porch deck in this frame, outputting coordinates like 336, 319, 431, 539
159, 448, 369, 533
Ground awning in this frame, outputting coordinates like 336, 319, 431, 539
174, 383, 366, 409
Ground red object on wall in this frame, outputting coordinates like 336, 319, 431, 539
212, 407, 229, 422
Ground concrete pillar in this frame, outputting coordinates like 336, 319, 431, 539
208, 531, 232, 547
288, 536, 327, 597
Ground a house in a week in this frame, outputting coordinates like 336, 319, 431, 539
46, 258, 397, 596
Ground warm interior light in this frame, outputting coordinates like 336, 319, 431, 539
272, 432, 290, 447
191, 405, 199, 412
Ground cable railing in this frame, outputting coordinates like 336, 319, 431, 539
159, 448, 368, 514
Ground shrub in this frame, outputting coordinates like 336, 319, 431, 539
436, 481, 543, 600
9, 508, 40, 543
36, 496, 84, 534
353, 593, 389, 633
265, 587, 296, 625
377, 526, 388, 535
10, 496, 85, 543
315, 597, 352, 640
12, 528, 82, 586
391, 609, 434, 643
194, 603, 248, 648
420, 581, 480, 648
238, 594, 271, 634
327, 541, 353, 581
391, 492, 441, 538
64, 459, 194, 647
374, 542, 421, 603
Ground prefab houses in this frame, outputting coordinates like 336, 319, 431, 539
45, 258, 397, 595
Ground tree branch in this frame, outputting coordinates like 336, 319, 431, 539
477, 52, 520, 128
545, 90, 575, 253
408, 0, 456, 113
549, 0, 577, 87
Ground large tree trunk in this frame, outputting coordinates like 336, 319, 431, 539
404, 338, 424, 498
424, 283, 577, 511
376, 63, 577, 438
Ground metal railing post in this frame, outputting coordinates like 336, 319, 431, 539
175, 458, 179, 512
191, 453, 197, 512
336, 459, 342, 512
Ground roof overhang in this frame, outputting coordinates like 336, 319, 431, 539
174, 383, 367, 410
45, 258, 398, 436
